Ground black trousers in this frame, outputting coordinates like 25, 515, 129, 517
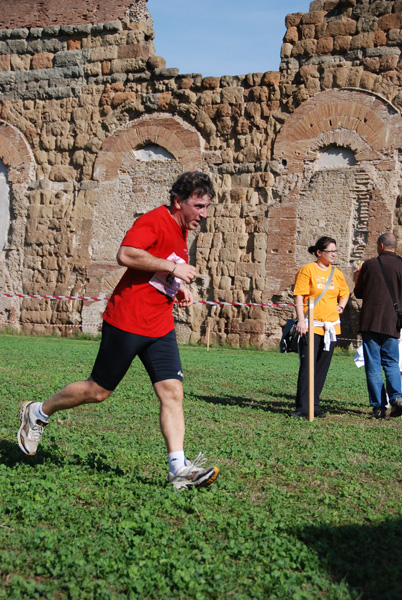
295, 333, 336, 413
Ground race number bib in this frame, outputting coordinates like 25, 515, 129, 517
149, 252, 185, 299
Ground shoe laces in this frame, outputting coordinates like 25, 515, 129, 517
185, 452, 208, 472
28, 420, 46, 441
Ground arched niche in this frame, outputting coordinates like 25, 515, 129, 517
0, 121, 35, 324
82, 114, 205, 330
266, 89, 402, 298
315, 146, 356, 170
93, 113, 204, 183
0, 160, 9, 251
274, 89, 399, 171
90, 114, 204, 264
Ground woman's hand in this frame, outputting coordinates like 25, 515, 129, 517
294, 295, 307, 335
296, 319, 307, 335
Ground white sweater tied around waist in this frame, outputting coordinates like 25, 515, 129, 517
311, 319, 340, 351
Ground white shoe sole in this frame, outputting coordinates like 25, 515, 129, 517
171, 466, 219, 489
17, 401, 36, 455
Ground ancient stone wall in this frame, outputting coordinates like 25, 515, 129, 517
1, 0, 402, 347
0, 0, 149, 30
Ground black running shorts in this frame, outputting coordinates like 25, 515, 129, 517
91, 321, 183, 391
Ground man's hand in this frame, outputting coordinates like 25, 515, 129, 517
176, 285, 194, 307
352, 259, 364, 283
117, 246, 197, 284
173, 262, 196, 284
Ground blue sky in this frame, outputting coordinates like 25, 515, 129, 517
147, 0, 311, 77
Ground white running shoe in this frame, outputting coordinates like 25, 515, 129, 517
168, 452, 219, 490
17, 402, 48, 455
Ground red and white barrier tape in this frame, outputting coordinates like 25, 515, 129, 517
0, 318, 272, 334
0, 291, 359, 341
0, 319, 101, 329
0, 292, 107, 302
0, 291, 295, 309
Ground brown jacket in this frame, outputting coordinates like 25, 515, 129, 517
354, 251, 402, 338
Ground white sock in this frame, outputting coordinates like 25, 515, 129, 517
168, 451, 185, 474
32, 402, 49, 422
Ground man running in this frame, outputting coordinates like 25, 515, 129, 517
17, 171, 219, 490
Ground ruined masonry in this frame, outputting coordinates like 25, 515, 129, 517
1, 0, 402, 347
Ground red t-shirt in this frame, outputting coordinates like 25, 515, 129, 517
103, 205, 188, 336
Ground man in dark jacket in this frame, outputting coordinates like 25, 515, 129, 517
354, 232, 402, 418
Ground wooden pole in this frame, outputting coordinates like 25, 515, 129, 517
206, 323, 211, 352
308, 297, 315, 422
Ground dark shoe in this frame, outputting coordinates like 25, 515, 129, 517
289, 409, 307, 419
372, 407, 386, 419
390, 397, 402, 418
314, 410, 327, 418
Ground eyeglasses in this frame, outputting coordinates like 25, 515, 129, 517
322, 250, 337, 254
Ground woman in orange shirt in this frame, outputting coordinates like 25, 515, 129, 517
290, 236, 350, 419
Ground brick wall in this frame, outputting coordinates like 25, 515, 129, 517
0, 0, 135, 29
1, 0, 402, 347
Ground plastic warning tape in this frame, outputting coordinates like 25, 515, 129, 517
195, 300, 293, 308
0, 292, 107, 302
0, 319, 101, 329
0, 292, 295, 309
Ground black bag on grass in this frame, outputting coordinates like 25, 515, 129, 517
279, 318, 299, 353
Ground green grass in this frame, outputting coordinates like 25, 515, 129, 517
0, 335, 401, 599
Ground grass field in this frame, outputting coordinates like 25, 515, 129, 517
0, 334, 402, 599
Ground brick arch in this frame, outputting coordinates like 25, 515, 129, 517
265, 88, 402, 303
0, 120, 36, 323
93, 114, 204, 182
0, 120, 35, 183
305, 129, 380, 162
274, 89, 399, 170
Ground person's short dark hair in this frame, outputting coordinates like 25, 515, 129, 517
308, 236, 336, 257
377, 232, 397, 250
169, 172, 215, 205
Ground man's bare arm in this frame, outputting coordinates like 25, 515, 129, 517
117, 246, 196, 284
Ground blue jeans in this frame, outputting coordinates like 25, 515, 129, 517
362, 332, 401, 409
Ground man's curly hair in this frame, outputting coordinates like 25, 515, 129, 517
169, 172, 215, 205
